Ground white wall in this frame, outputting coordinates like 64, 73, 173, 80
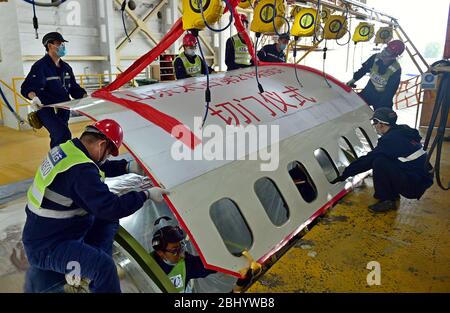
0, 0, 25, 129
16, 0, 104, 76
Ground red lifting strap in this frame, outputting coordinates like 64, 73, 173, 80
93, 0, 256, 95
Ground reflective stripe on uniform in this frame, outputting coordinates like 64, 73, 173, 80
28, 201, 87, 219
44, 188, 74, 207
46, 76, 60, 81
398, 148, 427, 162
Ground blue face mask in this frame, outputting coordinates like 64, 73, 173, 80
57, 44, 66, 57
279, 44, 287, 51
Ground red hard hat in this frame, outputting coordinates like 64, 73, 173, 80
386, 40, 405, 56
90, 119, 123, 156
183, 33, 197, 47
239, 14, 248, 24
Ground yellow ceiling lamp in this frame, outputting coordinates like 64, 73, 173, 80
182, 0, 225, 30
323, 15, 348, 40
352, 22, 375, 43
374, 27, 393, 45
250, 0, 286, 34
238, 0, 253, 9
291, 7, 319, 38
320, 7, 332, 23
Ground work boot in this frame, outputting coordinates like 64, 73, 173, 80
368, 200, 397, 213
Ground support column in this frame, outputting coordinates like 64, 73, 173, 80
0, 1, 25, 129
98, 0, 117, 76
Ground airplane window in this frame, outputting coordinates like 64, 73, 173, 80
355, 127, 374, 154
254, 177, 289, 226
314, 148, 340, 183
210, 198, 253, 256
287, 161, 318, 203
337, 136, 358, 172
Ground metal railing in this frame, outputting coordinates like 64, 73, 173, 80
8, 73, 140, 115
353, 75, 423, 111
0, 79, 29, 128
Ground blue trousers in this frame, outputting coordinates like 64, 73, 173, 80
24, 219, 120, 293
37, 107, 71, 148
359, 89, 393, 111
372, 157, 428, 201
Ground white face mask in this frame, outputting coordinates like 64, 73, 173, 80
185, 49, 196, 56
162, 257, 177, 266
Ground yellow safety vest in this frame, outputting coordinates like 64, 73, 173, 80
176, 52, 203, 77
232, 34, 252, 66
370, 55, 400, 92
27, 140, 105, 219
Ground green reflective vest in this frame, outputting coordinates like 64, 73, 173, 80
176, 52, 203, 77
232, 34, 252, 66
168, 258, 188, 293
370, 55, 400, 92
151, 251, 188, 293
27, 140, 104, 219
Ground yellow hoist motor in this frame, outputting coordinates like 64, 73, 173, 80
182, 0, 225, 30
291, 7, 319, 38
374, 27, 393, 45
352, 22, 375, 43
320, 7, 332, 23
323, 15, 348, 40
250, 0, 285, 34
289, 6, 301, 18
238, 0, 253, 9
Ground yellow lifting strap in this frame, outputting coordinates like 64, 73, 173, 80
375, 27, 393, 45
323, 15, 348, 40
238, 0, 253, 9
250, 0, 285, 34
182, 0, 225, 30
238, 250, 262, 277
291, 7, 319, 38
352, 22, 375, 43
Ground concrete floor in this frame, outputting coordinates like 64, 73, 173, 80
248, 124, 450, 292
0, 113, 449, 293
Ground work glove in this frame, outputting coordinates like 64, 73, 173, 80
144, 187, 170, 202
127, 160, 146, 176
30, 96, 43, 111
346, 79, 356, 88
330, 175, 346, 184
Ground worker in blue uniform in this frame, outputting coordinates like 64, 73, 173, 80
346, 40, 405, 110
225, 14, 254, 71
332, 108, 433, 213
174, 33, 214, 80
21, 32, 87, 148
151, 216, 255, 293
257, 33, 290, 63
22, 119, 170, 293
